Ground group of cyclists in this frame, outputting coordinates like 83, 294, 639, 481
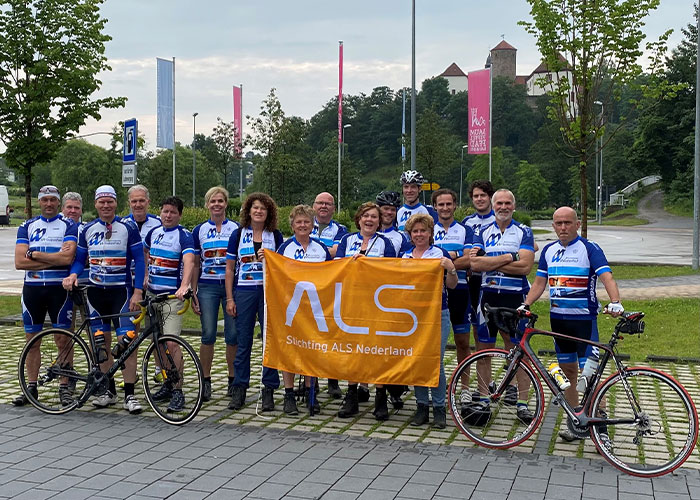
13, 169, 624, 444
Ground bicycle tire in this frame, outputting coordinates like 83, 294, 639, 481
448, 349, 545, 448
590, 367, 698, 477
142, 335, 204, 425
18, 328, 93, 414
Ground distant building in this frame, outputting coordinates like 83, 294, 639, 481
439, 63, 468, 95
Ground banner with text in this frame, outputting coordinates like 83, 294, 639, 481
156, 58, 174, 150
467, 68, 490, 154
263, 252, 442, 387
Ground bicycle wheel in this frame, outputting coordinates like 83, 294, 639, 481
590, 367, 698, 477
142, 335, 204, 425
18, 328, 92, 414
448, 349, 545, 448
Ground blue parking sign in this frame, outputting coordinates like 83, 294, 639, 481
123, 118, 137, 163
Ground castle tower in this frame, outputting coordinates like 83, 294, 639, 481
490, 40, 517, 80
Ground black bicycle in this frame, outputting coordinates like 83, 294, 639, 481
17, 286, 204, 425
447, 305, 698, 477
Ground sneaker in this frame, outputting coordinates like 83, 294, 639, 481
338, 387, 359, 418
460, 389, 472, 406
283, 392, 298, 415
516, 405, 534, 424
12, 385, 38, 407
228, 386, 246, 410
433, 406, 447, 429
504, 385, 518, 406
92, 391, 117, 408
261, 387, 275, 412
167, 389, 185, 412
59, 386, 74, 407
123, 394, 142, 415
152, 383, 173, 402
597, 432, 614, 453
357, 385, 370, 403
411, 403, 430, 426
461, 400, 491, 427
558, 427, 584, 442
202, 379, 212, 402
327, 379, 342, 399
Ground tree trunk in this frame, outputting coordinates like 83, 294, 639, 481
24, 171, 32, 219
580, 162, 588, 238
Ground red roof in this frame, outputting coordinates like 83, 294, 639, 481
530, 53, 572, 75
491, 40, 517, 51
440, 63, 467, 77
515, 75, 528, 85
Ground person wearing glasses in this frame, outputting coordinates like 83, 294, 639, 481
13, 185, 78, 407
63, 185, 146, 414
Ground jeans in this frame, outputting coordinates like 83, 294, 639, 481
233, 286, 280, 389
415, 309, 451, 408
197, 282, 237, 345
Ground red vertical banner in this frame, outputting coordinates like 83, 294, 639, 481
467, 68, 490, 155
338, 41, 343, 143
233, 85, 242, 155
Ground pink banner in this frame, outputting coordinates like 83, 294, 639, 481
338, 42, 343, 143
233, 85, 242, 155
467, 68, 490, 155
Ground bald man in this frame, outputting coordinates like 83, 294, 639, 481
522, 206, 622, 444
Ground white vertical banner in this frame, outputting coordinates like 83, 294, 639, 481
157, 58, 174, 150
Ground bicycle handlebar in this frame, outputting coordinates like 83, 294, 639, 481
133, 290, 193, 326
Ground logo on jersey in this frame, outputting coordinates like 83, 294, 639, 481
400, 211, 411, 222
206, 228, 219, 238
552, 248, 566, 263
435, 230, 446, 241
294, 249, 305, 260
350, 241, 362, 252
485, 233, 501, 247
88, 232, 105, 246
29, 228, 47, 242
242, 232, 253, 244
153, 233, 165, 245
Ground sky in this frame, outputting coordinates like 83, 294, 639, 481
17, 1, 700, 152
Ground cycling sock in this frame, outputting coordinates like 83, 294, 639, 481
517, 400, 528, 407
285, 387, 294, 394
204, 377, 211, 382
124, 383, 135, 397
28, 382, 37, 388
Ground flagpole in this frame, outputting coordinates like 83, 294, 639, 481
172, 56, 176, 195
488, 64, 492, 182
410, 0, 416, 172
337, 41, 343, 212
240, 83, 244, 200
402, 88, 406, 165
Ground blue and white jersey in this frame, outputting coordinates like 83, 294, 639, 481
472, 220, 534, 294
144, 225, 195, 294
277, 237, 332, 263
537, 236, 612, 320
76, 223, 90, 284
433, 220, 473, 288
192, 219, 240, 284
71, 217, 145, 288
380, 226, 412, 255
16, 215, 78, 286
336, 232, 396, 259
124, 213, 161, 241
402, 245, 450, 310
226, 227, 284, 288
462, 210, 495, 277
397, 203, 438, 233
310, 218, 348, 249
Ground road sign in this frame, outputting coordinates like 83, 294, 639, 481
421, 182, 440, 191
123, 118, 137, 163
122, 163, 137, 187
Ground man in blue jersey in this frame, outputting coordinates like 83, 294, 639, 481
125, 185, 161, 239
521, 206, 622, 443
469, 189, 535, 423
376, 191, 411, 255
13, 185, 78, 406
397, 170, 438, 233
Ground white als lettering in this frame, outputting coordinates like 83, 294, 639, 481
374, 285, 417, 337
333, 283, 369, 335
285, 281, 329, 332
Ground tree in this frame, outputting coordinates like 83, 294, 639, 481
516, 161, 551, 210
520, 0, 677, 235
0, 0, 126, 217
211, 117, 239, 192
413, 108, 459, 197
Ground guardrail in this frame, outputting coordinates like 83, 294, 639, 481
609, 175, 661, 206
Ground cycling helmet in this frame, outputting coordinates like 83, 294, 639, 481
375, 191, 401, 208
400, 170, 425, 185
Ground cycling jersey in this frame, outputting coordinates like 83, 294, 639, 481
433, 220, 473, 288
76, 223, 90, 284
124, 213, 161, 240
310, 218, 348, 249
401, 245, 450, 309
461, 210, 495, 277
144, 225, 195, 294
336, 232, 396, 258
397, 203, 438, 232
380, 226, 412, 255
16, 215, 78, 285
472, 220, 534, 294
537, 236, 612, 320
71, 217, 145, 288
226, 227, 284, 287
277, 236, 332, 262
192, 219, 240, 284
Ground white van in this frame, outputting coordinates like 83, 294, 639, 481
0, 185, 10, 225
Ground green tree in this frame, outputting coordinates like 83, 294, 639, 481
211, 117, 239, 192
413, 108, 459, 198
0, 0, 125, 217
520, 0, 676, 235
516, 161, 551, 210
466, 147, 506, 189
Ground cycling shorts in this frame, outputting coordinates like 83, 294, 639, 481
86, 286, 134, 336
468, 275, 481, 326
21, 285, 73, 334
447, 287, 471, 334
476, 291, 526, 344
550, 318, 598, 366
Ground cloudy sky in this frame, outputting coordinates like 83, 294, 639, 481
62, 1, 698, 151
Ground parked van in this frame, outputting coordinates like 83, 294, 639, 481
0, 185, 10, 225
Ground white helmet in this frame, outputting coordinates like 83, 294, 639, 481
400, 170, 425, 185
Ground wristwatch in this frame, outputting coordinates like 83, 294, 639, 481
448, 269, 458, 276
510, 252, 520, 262
26, 249, 34, 260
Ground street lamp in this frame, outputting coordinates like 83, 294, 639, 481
594, 101, 603, 224
342, 124, 351, 160
460, 144, 468, 206
192, 112, 198, 207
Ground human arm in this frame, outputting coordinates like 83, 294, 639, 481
441, 256, 459, 289
15, 243, 46, 270
328, 244, 338, 258
175, 252, 195, 301
191, 258, 201, 315
30, 241, 77, 267
599, 271, 623, 317
523, 275, 547, 306
224, 258, 237, 317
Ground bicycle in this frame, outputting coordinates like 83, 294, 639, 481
16, 286, 204, 425
447, 305, 698, 477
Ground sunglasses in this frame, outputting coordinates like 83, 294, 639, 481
105, 222, 113, 240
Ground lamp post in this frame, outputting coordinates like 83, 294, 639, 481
460, 144, 468, 206
192, 112, 198, 207
594, 101, 603, 224
342, 124, 351, 160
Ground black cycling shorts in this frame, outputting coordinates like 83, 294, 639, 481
468, 275, 482, 326
550, 318, 597, 365
86, 286, 134, 336
478, 291, 526, 344
21, 285, 73, 334
447, 287, 471, 334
